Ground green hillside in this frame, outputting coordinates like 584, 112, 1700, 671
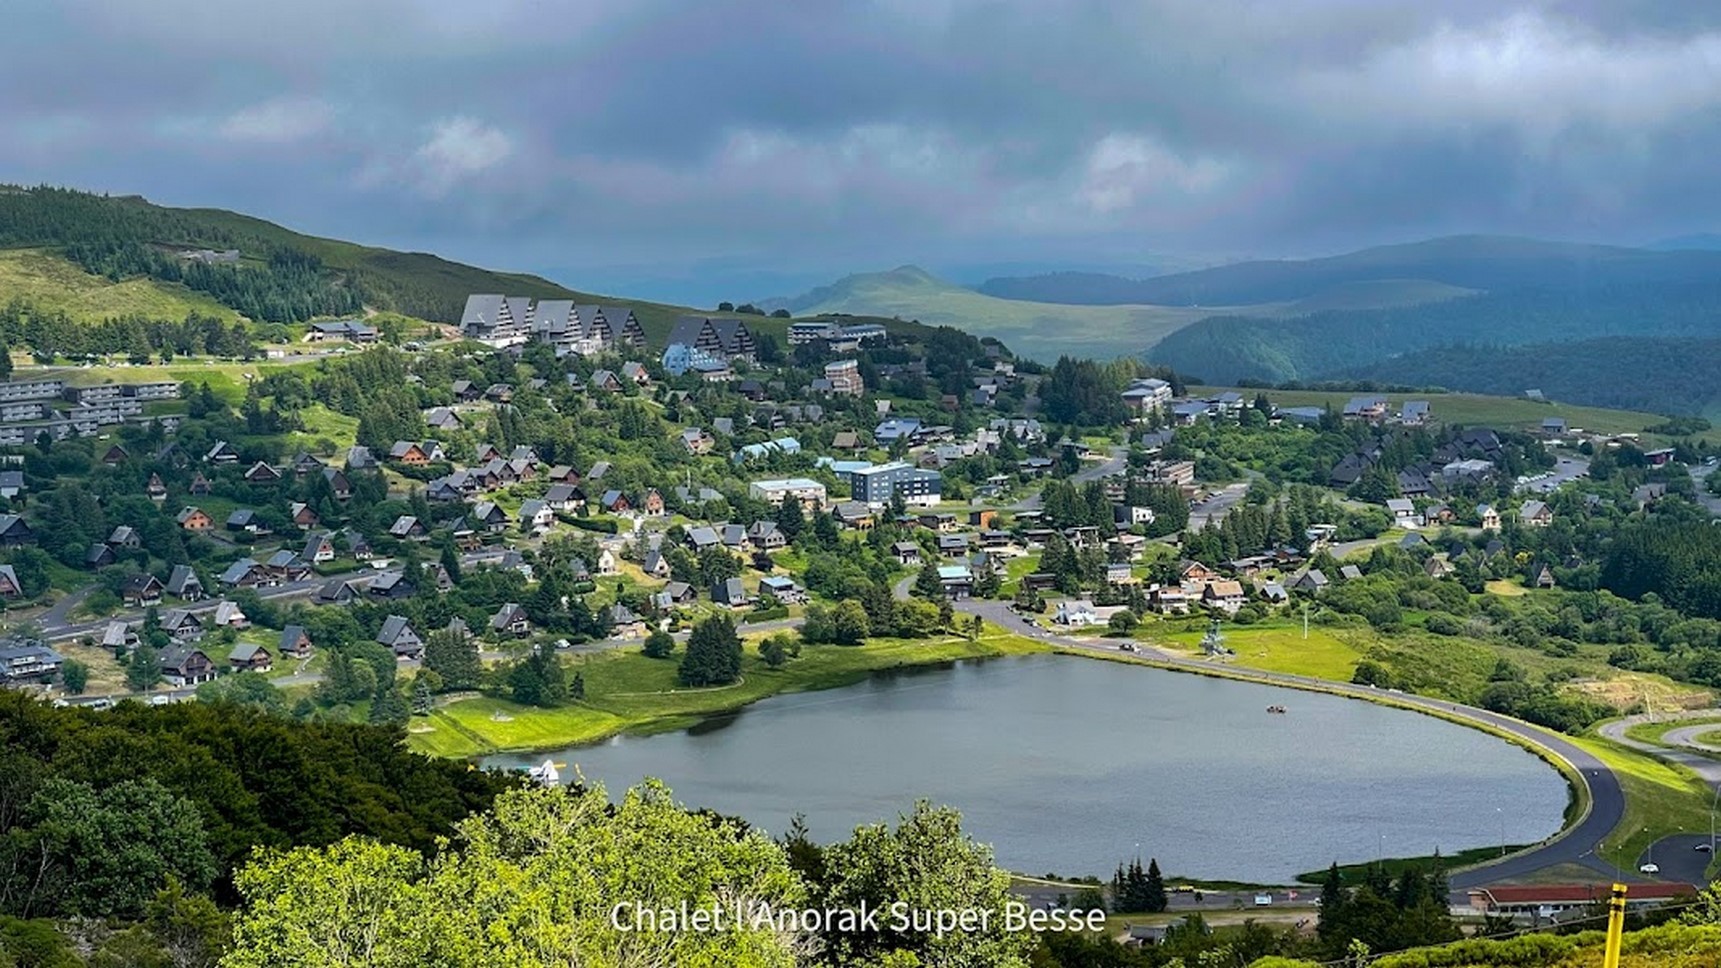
0, 186, 695, 336
770, 265, 1218, 360
0, 247, 239, 322
1195, 385, 1666, 436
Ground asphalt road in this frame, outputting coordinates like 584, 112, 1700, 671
1012, 446, 1126, 511
1187, 482, 1249, 531
1515, 456, 1591, 496
1598, 713, 1721, 887
950, 594, 1628, 891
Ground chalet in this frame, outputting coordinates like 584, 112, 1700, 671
519, 499, 554, 531
712, 577, 751, 607
165, 565, 205, 601
1398, 532, 1427, 551
642, 488, 666, 517
1540, 417, 1567, 438
758, 575, 805, 603
289, 453, 325, 478
140, 472, 167, 502
747, 520, 786, 550
937, 565, 974, 599
107, 525, 141, 549
1400, 400, 1431, 425
376, 616, 424, 658
484, 383, 514, 403
317, 468, 352, 503
1202, 580, 1247, 613
620, 361, 651, 386
388, 441, 432, 466
656, 581, 697, 607
937, 533, 970, 556
0, 564, 21, 599
834, 501, 874, 529
1385, 498, 1417, 525
545, 465, 579, 483
102, 621, 138, 653
424, 407, 463, 431
389, 515, 427, 540
344, 530, 376, 561
303, 532, 337, 563
289, 502, 320, 529
226, 509, 271, 536
510, 445, 540, 465
1424, 557, 1454, 579
173, 506, 215, 533
589, 369, 623, 392
892, 541, 922, 566
1518, 500, 1553, 528
686, 526, 721, 551
470, 502, 508, 532
641, 550, 671, 579
1633, 483, 1668, 509
263, 550, 311, 582
1290, 569, 1330, 594
219, 558, 267, 588
188, 472, 212, 496
278, 625, 314, 659
1179, 560, 1220, 584
205, 440, 240, 464
122, 573, 164, 607
1342, 395, 1390, 421
0, 642, 63, 684
1106, 562, 1137, 586
1529, 563, 1557, 589
599, 490, 631, 514
159, 646, 217, 687
588, 461, 612, 481
368, 571, 414, 600
244, 461, 282, 485
102, 444, 129, 465
229, 642, 272, 673
85, 544, 116, 569
596, 548, 618, 575
544, 484, 585, 513
1053, 600, 1099, 627
1476, 504, 1502, 531
608, 603, 649, 639
345, 446, 378, 471
1258, 582, 1289, 604
0, 515, 33, 548
452, 380, 480, 402
316, 579, 360, 605
490, 602, 532, 637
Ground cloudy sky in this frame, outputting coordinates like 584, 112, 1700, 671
5, 0, 1721, 303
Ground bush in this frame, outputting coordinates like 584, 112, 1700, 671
1424, 612, 1464, 636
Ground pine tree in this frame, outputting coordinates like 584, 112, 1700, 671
642, 628, 676, 659
423, 627, 479, 690
679, 615, 742, 686
913, 561, 945, 600
1143, 858, 1167, 913
1317, 863, 1348, 942
411, 677, 433, 716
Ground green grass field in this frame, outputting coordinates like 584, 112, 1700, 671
0, 247, 241, 323
1158, 622, 1363, 681
1192, 385, 1662, 437
407, 627, 1049, 757
1622, 717, 1721, 747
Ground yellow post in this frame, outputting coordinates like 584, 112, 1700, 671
1602, 882, 1628, 968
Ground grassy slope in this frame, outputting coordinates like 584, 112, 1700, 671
1192, 384, 1662, 436
407, 626, 1048, 758
0, 247, 240, 322
784, 266, 1222, 361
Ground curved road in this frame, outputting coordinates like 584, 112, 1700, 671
939, 591, 1627, 888
1598, 713, 1721, 886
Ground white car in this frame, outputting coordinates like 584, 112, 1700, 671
1639, 863, 1660, 874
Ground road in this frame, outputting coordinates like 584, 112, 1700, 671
944, 592, 1629, 890
1012, 446, 1127, 512
1688, 461, 1721, 517
1187, 482, 1249, 531
1598, 712, 1721, 886
1515, 455, 1591, 496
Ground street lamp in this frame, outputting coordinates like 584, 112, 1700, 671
1711, 786, 1719, 854
1497, 807, 1506, 857
1645, 826, 1653, 871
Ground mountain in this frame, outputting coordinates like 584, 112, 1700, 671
764, 265, 1217, 361
982, 235, 1721, 306
0, 185, 693, 339
1335, 337, 1721, 417
1647, 233, 1721, 251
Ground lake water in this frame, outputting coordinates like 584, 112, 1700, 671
483, 654, 1570, 883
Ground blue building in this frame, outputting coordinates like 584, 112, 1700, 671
849, 461, 942, 507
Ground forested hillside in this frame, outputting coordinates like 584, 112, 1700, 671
1149, 280, 1721, 393
1336, 337, 1721, 416
0, 186, 690, 328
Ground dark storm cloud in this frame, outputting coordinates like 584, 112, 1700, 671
2, 0, 1719, 296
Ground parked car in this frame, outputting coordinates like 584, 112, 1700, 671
1697, 844, 1713, 853
1639, 863, 1660, 874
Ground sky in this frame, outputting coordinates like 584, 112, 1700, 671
5, 0, 1721, 305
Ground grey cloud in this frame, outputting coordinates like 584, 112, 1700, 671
2, 0, 1721, 300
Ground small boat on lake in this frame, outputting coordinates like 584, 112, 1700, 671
527, 759, 562, 786
1266, 705, 1287, 714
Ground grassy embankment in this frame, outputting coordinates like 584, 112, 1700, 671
407, 626, 1048, 758
1103, 617, 1718, 872
1191, 384, 1664, 438
0, 247, 240, 322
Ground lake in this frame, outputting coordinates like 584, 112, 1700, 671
483, 654, 1570, 883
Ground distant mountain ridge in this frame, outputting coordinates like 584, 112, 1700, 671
979, 234, 1721, 306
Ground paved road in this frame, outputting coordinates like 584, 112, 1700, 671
949, 593, 1627, 890
1598, 712, 1721, 887
1515, 455, 1591, 496
1688, 461, 1721, 517
1187, 482, 1249, 531
1012, 446, 1126, 511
